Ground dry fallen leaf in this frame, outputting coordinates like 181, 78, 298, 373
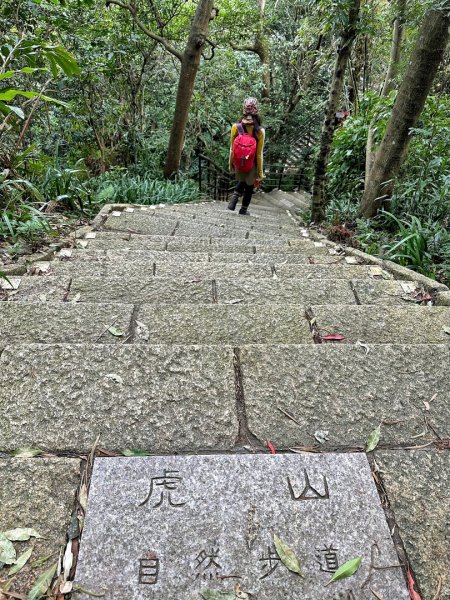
273, 534, 304, 577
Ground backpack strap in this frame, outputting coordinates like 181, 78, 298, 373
236, 122, 245, 135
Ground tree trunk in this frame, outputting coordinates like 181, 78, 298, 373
163, 0, 214, 178
311, 0, 361, 223
381, 0, 407, 96
359, 9, 450, 218
365, 0, 407, 185
256, 0, 270, 98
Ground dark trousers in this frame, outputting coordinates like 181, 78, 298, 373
235, 181, 253, 208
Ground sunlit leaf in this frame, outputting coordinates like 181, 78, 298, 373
325, 557, 362, 585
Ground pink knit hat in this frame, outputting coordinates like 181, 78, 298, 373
243, 97, 259, 115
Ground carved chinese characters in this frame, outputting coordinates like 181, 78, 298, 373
75, 454, 409, 599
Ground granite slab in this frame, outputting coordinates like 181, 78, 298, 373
351, 280, 423, 305
375, 450, 450, 600
0, 458, 80, 594
274, 265, 372, 280
209, 252, 334, 264
215, 279, 355, 305
310, 305, 450, 343
241, 344, 450, 447
104, 213, 177, 236
135, 304, 314, 344
68, 276, 214, 303
75, 454, 408, 600
0, 302, 133, 348
0, 344, 237, 452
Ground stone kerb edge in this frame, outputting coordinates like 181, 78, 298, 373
305, 227, 449, 296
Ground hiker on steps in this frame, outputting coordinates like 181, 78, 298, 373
228, 97, 265, 215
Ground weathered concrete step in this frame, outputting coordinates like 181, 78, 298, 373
0, 302, 134, 348
270, 189, 310, 211
214, 278, 355, 305
260, 191, 292, 210
103, 212, 299, 239
310, 305, 450, 343
241, 344, 450, 448
155, 200, 286, 217
78, 231, 323, 254
155, 263, 372, 280
148, 206, 294, 226
9, 275, 214, 303
0, 344, 237, 452
375, 450, 450, 600
135, 304, 314, 344
27, 260, 387, 285
9, 276, 356, 304
351, 278, 429, 304
0, 458, 80, 595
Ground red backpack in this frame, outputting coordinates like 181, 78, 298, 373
232, 123, 257, 173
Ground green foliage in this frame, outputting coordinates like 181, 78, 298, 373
91, 172, 202, 207
41, 160, 90, 211
0, 204, 50, 244
356, 211, 450, 283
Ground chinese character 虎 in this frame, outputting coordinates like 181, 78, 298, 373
139, 470, 187, 508
316, 544, 339, 573
195, 548, 222, 580
259, 545, 282, 580
138, 553, 159, 584
287, 469, 329, 501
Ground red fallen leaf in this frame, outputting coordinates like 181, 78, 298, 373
321, 333, 346, 341
267, 440, 276, 454
407, 569, 422, 600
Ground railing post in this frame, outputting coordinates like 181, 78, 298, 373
198, 155, 202, 194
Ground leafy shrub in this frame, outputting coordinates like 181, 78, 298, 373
91, 173, 203, 207
1, 204, 50, 244
356, 211, 450, 283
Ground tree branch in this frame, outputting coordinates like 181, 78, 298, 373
107, 0, 183, 61
229, 40, 257, 53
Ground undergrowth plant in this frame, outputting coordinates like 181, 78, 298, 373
91, 173, 203, 208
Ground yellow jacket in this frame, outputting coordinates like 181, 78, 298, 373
229, 123, 265, 179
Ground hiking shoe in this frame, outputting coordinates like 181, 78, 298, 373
239, 207, 250, 216
227, 194, 239, 211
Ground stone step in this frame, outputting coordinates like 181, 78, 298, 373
9, 276, 357, 304
150, 205, 295, 226
103, 212, 299, 239
147, 203, 291, 223
77, 232, 295, 254
240, 343, 450, 448
214, 278, 356, 305
262, 191, 294, 210
26, 259, 392, 286
0, 458, 81, 595
272, 189, 310, 211
310, 305, 450, 343
374, 450, 449, 600
135, 304, 314, 344
0, 302, 134, 348
0, 344, 238, 452
2, 343, 448, 453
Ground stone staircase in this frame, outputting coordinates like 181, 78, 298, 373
0, 192, 449, 599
